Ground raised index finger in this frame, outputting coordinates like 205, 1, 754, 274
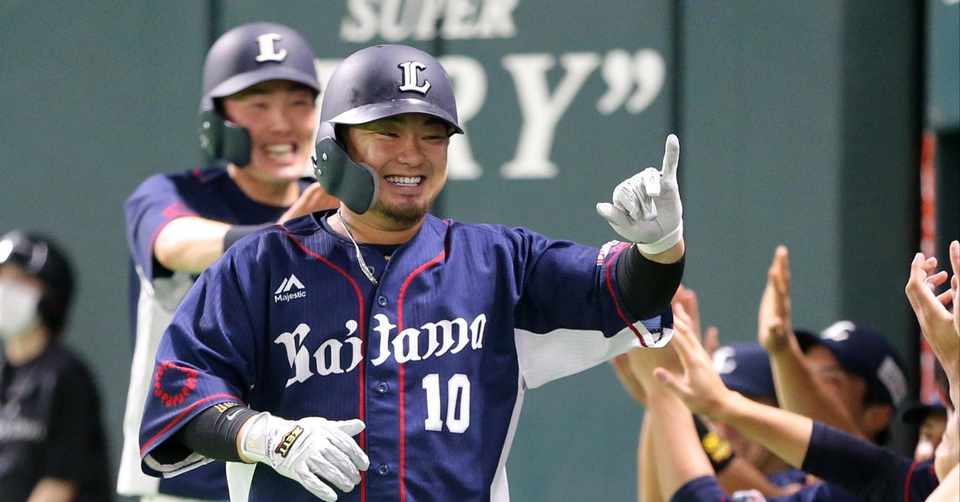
661, 134, 680, 181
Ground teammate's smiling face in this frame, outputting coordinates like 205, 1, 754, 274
345, 113, 451, 227
222, 80, 317, 184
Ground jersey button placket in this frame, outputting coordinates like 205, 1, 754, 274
377, 463, 391, 476
375, 381, 389, 394
377, 295, 388, 307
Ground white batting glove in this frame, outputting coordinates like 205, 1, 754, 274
596, 134, 683, 255
239, 412, 369, 501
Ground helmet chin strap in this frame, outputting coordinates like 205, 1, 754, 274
312, 137, 379, 214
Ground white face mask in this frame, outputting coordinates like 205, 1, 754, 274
0, 277, 41, 340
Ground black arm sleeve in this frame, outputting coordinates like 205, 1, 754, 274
615, 245, 684, 320
223, 223, 274, 250
172, 403, 259, 462
801, 422, 937, 502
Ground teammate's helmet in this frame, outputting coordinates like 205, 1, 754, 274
0, 231, 75, 337
313, 45, 461, 214
199, 22, 320, 167
319, 44, 462, 133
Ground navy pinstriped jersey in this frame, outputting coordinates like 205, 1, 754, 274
119, 166, 310, 499
139, 210, 672, 502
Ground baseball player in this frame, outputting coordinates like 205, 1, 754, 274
138, 44, 684, 502
0, 231, 112, 502
651, 305, 941, 502
758, 246, 908, 446
117, 23, 336, 501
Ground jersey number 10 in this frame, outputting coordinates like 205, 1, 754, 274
421, 373, 470, 433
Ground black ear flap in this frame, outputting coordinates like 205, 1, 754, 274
199, 110, 252, 167
313, 137, 378, 214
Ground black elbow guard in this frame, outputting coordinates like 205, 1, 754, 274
615, 245, 684, 319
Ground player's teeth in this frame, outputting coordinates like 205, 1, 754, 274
386, 176, 422, 186
266, 144, 293, 154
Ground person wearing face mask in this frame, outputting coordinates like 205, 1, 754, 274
0, 230, 112, 502
117, 22, 338, 502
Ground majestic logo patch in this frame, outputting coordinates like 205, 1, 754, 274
275, 425, 304, 458
255, 33, 287, 63
398, 61, 431, 94
274, 274, 307, 303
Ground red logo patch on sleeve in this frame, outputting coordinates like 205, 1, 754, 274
153, 361, 199, 407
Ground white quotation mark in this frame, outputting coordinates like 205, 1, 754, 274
596, 49, 665, 115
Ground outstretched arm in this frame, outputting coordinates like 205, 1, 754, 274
610, 354, 663, 502
623, 306, 716, 500
656, 308, 937, 500
153, 217, 233, 273
156, 184, 338, 274
757, 246, 864, 437
927, 464, 959, 502
904, 241, 960, 408
657, 303, 814, 467
638, 413, 664, 502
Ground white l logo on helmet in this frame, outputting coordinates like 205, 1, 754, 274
255, 33, 288, 63
821, 320, 855, 342
712, 346, 737, 374
398, 61, 431, 94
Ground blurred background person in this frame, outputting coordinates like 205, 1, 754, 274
899, 362, 949, 463
711, 342, 807, 489
0, 230, 112, 502
757, 246, 907, 446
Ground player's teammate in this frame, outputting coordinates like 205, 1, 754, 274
138, 44, 685, 502
117, 23, 336, 501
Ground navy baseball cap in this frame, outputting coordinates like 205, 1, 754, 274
795, 321, 908, 408
712, 343, 777, 402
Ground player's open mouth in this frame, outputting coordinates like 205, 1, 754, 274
265, 144, 296, 159
385, 175, 423, 187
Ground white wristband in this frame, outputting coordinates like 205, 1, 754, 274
635, 222, 683, 255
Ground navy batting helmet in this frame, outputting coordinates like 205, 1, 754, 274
0, 231, 75, 337
199, 22, 320, 167
313, 44, 461, 213
319, 44, 462, 132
